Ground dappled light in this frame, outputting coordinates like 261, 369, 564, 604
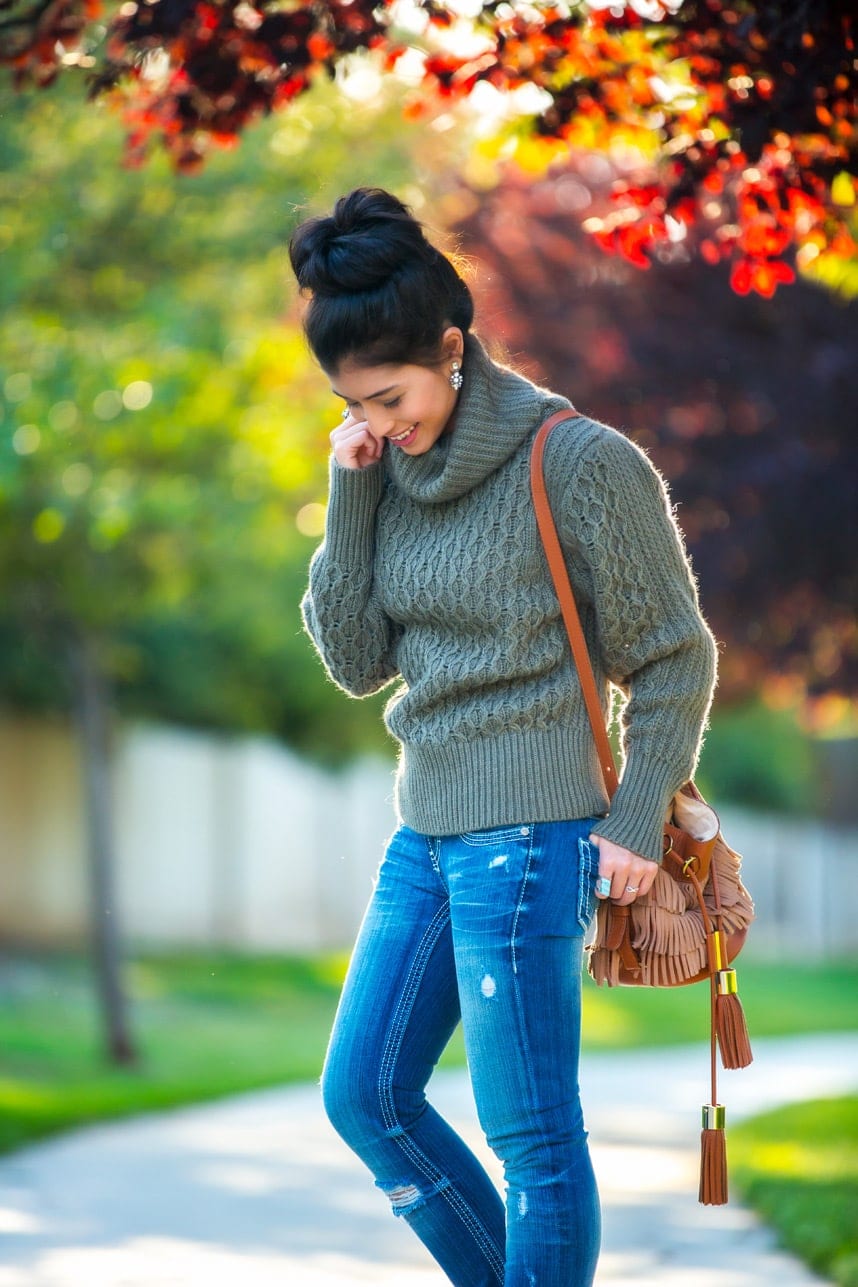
1, 2, 856, 295
450, 165, 858, 707
0, 72, 455, 757
1, 18, 856, 1287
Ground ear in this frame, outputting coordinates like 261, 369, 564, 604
440, 326, 464, 362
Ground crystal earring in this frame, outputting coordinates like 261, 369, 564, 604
449, 359, 463, 392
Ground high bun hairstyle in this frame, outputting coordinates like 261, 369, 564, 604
289, 188, 474, 374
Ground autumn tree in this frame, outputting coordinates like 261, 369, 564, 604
449, 165, 858, 706
1, 0, 856, 296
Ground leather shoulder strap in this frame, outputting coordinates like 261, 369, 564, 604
530, 411, 620, 798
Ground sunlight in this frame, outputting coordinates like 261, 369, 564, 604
31, 1240, 440, 1287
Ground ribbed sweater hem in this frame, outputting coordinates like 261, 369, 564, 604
395, 723, 611, 838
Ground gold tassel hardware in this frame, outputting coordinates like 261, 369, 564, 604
702, 1103, 726, 1130
715, 970, 754, 1070
700, 1104, 728, 1205
707, 928, 726, 973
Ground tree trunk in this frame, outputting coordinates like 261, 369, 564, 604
69, 630, 136, 1065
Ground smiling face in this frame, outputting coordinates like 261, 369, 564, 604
330, 328, 464, 456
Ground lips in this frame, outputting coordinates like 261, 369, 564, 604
389, 424, 418, 447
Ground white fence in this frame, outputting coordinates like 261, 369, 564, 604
1, 716, 856, 958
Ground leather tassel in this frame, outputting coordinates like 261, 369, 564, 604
715, 969, 753, 1069
699, 1105, 728, 1205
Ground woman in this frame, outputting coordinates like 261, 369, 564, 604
290, 187, 717, 1286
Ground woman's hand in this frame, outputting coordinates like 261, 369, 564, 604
330, 412, 383, 471
590, 834, 659, 906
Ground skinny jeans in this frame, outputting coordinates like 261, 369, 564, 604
321, 818, 603, 1286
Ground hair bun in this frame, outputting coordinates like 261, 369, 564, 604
290, 187, 430, 296
289, 185, 474, 371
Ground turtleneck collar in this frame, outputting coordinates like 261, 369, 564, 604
383, 334, 571, 504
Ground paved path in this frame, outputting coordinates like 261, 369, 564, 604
0, 1033, 855, 1286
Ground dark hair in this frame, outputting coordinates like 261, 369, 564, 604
288, 187, 474, 373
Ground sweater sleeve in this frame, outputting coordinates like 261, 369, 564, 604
300, 458, 401, 698
559, 424, 718, 862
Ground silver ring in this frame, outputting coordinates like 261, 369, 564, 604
595, 876, 612, 897
625, 884, 640, 894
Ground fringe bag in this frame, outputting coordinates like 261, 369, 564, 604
531, 410, 756, 1206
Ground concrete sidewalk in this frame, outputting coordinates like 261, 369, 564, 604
0, 1033, 855, 1286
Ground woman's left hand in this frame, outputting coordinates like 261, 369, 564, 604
590, 835, 658, 905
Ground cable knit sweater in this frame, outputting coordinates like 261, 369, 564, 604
301, 335, 717, 862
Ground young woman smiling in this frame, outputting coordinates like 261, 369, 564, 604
331, 337, 463, 462
290, 188, 717, 1287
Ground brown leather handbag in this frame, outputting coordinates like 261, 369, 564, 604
531, 410, 756, 1205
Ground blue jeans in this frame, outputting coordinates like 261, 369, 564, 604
321, 818, 603, 1286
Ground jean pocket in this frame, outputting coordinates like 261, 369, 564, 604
577, 836, 600, 932
460, 824, 532, 848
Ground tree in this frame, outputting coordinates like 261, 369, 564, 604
449, 164, 858, 705
0, 72, 436, 1058
0, 70, 438, 749
1, 0, 856, 295
1, 247, 332, 1061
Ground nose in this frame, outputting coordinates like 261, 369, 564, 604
365, 410, 395, 440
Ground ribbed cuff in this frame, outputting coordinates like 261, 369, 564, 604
323, 459, 384, 567
589, 750, 683, 862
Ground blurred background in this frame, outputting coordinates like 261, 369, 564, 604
1, 7, 857, 1280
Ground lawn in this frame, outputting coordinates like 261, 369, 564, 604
0, 952, 346, 1154
2, 952, 856, 1282
731, 1096, 858, 1287
1, 951, 855, 1156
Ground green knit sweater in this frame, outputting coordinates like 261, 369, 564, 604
301, 335, 717, 862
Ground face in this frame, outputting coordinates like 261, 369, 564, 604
330, 330, 463, 457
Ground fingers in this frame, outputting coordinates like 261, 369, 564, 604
330, 417, 383, 470
590, 835, 658, 905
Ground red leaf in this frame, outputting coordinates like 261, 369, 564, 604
616, 223, 652, 269
731, 257, 795, 298
730, 259, 753, 295
307, 33, 334, 61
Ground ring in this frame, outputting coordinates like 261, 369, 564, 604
625, 884, 640, 894
595, 876, 612, 897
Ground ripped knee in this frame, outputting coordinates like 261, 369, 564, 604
377, 1180, 425, 1217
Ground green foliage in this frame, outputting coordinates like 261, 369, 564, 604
0, 951, 345, 1153
696, 701, 817, 814
0, 74, 451, 756
731, 1097, 858, 1286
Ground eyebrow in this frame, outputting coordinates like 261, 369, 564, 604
331, 383, 399, 402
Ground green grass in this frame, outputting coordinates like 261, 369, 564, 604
731, 1097, 858, 1287
1, 953, 856, 1283
582, 955, 858, 1049
1, 952, 855, 1159
0, 951, 348, 1154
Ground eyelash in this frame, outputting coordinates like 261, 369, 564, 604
344, 395, 403, 412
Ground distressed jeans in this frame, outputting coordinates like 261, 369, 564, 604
321, 818, 603, 1286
